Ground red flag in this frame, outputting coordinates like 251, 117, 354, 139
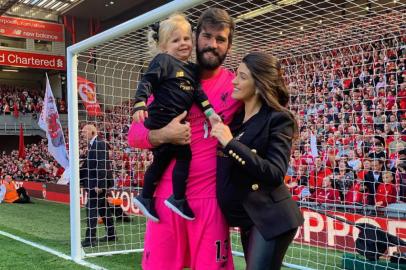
18, 124, 25, 159
13, 103, 19, 118
77, 76, 102, 116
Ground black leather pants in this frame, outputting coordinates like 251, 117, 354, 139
240, 226, 297, 270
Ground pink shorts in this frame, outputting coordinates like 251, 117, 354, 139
142, 197, 234, 270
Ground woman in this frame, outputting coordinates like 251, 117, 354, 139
333, 159, 355, 200
211, 52, 304, 269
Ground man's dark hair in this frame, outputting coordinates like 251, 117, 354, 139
399, 149, 406, 158
196, 8, 235, 45
374, 135, 385, 146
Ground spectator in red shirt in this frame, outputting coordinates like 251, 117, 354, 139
286, 165, 311, 201
344, 180, 369, 205
375, 171, 397, 207
309, 157, 333, 189
357, 159, 371, 180
13, 102, 19, 118
290, 149, 302, 173
310, 176, 341, 204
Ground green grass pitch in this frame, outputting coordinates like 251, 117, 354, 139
0, 198, 340, 269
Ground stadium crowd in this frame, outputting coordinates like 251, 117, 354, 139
79, 100, 153, 188
0, 84, 67, 116
284, 33, 406, 207
1, 17, 405, 208
0, 138, 65, 183
0, 96, 151, 187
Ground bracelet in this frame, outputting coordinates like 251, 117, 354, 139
205, 108, 214, 117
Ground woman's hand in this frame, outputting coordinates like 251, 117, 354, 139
210, 122, 233, 147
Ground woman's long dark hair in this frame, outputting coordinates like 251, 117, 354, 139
242, 52, 298, 138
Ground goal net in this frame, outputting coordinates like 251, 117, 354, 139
67, 0, 406, 269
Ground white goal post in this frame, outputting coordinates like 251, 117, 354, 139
68, 0, 207, 262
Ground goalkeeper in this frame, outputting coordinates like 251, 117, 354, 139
129, 8, 239, 269
132, 13, 221, 222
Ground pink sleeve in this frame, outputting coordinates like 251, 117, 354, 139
128, 95, 154, 149
128, 121, 153, 149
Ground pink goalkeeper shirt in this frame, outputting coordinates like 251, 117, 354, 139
128, 67, 240, 199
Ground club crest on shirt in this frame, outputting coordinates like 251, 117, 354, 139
176, 70, 184, 77
221, 92, 228, 103
218, 92, 229, 108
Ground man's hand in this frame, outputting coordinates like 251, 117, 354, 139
149, 111, 191, 146
95, 187, 102, 194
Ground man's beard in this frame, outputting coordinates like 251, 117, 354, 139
196, 46, 227, 70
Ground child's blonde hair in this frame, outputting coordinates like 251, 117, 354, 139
148, 13, 192, 56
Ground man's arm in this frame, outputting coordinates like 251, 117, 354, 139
128, 111, 191, 149
0, 184, 5, 203
95, 141, 109, 192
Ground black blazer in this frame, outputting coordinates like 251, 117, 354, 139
218, 105, 304, 240
364, 170, 383, 204
80, 137, 113, 191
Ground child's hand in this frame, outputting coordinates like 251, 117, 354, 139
209, 112, 222, 126
132, 110, 148, 123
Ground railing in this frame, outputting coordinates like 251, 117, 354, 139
0, 114, 67, 136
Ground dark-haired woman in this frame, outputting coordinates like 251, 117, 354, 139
211, 52, 304, 269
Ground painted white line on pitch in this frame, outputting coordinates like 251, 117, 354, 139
0, 230, 107, 270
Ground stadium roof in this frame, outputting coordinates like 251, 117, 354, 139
0, 0, 171, 23
0, 0, 81, 21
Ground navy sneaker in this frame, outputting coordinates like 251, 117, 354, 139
81, 239, 96, 248
98, 236, 116, 243
164, 195, 195, 221
132, 195, 159, 222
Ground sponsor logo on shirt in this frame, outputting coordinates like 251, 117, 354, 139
180, 81, 193, 91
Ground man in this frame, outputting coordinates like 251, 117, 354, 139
388, 131, 406, 156
80, 124, 116, 247
364, 159, 384, 205
397, 162, 406, 202
310, 176, 341, 204
309, 157, 333, 189
368, 135, 386, 161
0, 175, 31, 203
0, 182, 5, 203
128, 8, 239, 269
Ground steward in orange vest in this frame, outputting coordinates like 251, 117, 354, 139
2, 175, 30, 203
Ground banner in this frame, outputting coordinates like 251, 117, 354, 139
57, 170, 70, 185
0, 50, 65, 70
295, 208, 406, 255
0, 15, 64, 42
77, 76, 102, 116
38, 74, 69, 170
